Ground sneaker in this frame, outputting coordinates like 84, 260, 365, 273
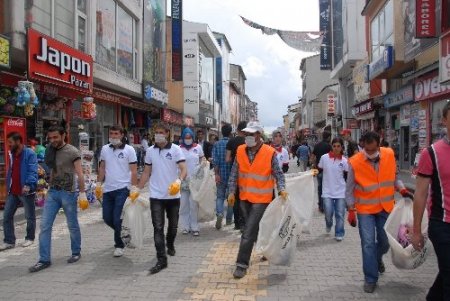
363, 282, 377, 293
326, 227, 331, 234
233, 225, 241, 231
67, 254, 81, 264
113, 248, 124, 257
378, 260, 385, 274
21, 240, 34, 248
192, 231, 200, 237
335, 236, 344, 242
29, 261, 51, 273
167, 247, 176, 256
182, 229, 189, 235
0, 243, 15, 251
149, 261, 167, 274
233, 266, 247, 279
226, 220, 233, 226
215, 215, 223, 230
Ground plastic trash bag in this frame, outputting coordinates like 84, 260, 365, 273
121, 196, 150, 249
189, 162, 216, 222
256, 197, 301, 266
384, 198, 431, 269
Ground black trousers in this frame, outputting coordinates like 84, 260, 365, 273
233, 188, 245, 229
150, 198, 180, 263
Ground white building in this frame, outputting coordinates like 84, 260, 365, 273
214, 32, 232, 126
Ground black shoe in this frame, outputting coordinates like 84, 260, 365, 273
233, 225, 241, 231
226, 220, 233, 226
67, 254, 81, 264
233, 266, 247, 279
261, 256, 268, 262
215, 215, 223, 230
149, 262, 167, 274
363, 282, 376, 293
167, 247, 176, 256
378, 260, 385, 274
29, 261, 51, 273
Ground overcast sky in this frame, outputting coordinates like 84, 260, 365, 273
181, 0, 320, 132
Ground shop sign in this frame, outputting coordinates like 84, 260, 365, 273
144, 84, 168, 104
400, 105, 411, 126
327, 94, 335, 116
353, 99, 374, 116
415, 0, 436, 38
415, 71, 450, 101
27, 28, 93, 93
368, 46, 394, 80
353, 58, 370, 102
439, 30, 450, 84
93, 87, 152, 111
0, 34, 11, 69
347, 119, 359, 129
319, 0, 331, 70
384, 85, 414, 108
161, 108, 183, 125
171, 0, 183, 81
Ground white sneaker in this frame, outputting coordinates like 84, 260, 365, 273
335, 236, 344, 242
0, 243, 15, 251
21, 240, 34, 247
113, 248, 124, 257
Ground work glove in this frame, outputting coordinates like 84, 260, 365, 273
129, 185, 140, 202
311, 169, 319, 177
227, 193, 236, 207
400, 188, 414, 199
78, 192, 89, 210
279, 190, 289, 201
95, 182, 103, 200
347, 209, 357, 227
168, 179, 182, 196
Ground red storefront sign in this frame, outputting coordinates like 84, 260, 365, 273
353, 99, 374, 115
415, 71, 450, 101
347, 119, 360, 129
27, 28, 93, 93
327, 94, 336, 116
161, 108, 183, 125
416, 0, 436, 38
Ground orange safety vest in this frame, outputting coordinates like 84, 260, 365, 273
237, 144, 275, 203
349, 147, 396, 214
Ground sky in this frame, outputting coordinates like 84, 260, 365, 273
181, 0, 320, 132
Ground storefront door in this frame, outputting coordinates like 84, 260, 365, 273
400, 126, 410, 170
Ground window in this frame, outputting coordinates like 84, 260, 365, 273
96, 1, 138, 79
76, 0, 87, 52
370, 0, 394, 60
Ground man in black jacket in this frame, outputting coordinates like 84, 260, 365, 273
342, 129, 359, 158
312, 131, 332, 213
196, 129, 213, 161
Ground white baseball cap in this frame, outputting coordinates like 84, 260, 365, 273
242, 121, 263, 134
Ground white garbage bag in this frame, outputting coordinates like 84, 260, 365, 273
256, 197, 301, 266
384, 198, 432, 269
189, 162, 216, 222
285, 171, 316, 234
121, 196, 150, 249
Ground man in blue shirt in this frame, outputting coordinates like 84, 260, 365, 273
212, 124, 233, 229
296, 141, 311, 172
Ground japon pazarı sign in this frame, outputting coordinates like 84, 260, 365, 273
27, 28, 93, 93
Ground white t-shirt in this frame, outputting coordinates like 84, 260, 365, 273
100, 144, 137, 193
275, 147, 290, 169
141, 139, 149, 150
180, 144, 204, 177
318, 154, 349, 199
145, 143, 186, 199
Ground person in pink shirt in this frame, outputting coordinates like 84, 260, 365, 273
412, 100, 450, 301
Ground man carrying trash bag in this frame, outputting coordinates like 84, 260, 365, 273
412, 100, 450, 301
346, 131, 408, 293
227, 121, 287, 279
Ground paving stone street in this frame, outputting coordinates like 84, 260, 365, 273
0, 162, 437, 300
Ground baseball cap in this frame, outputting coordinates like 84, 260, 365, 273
242, 121, 263, 134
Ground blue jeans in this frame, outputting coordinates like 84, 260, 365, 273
323, 198, 346, 238
357, 210, 390, 284
39, 189, 81, 263
216, 181, 233, 222
102, 187, 129, 248
3, 194, 36, 244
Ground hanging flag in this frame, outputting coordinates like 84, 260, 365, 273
240, 16, 322, 52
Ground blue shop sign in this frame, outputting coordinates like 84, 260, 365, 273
384, 85, 414, 108
368, 46, 394, 80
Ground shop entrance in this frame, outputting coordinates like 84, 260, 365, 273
400, 126, 410, 170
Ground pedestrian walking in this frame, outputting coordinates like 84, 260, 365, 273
196, 129, 213, 162
95, 125, 139, 257
341, 129, 359, 158
226, 121, 247, 231
0, 132, 38, 251
346, 131, 409, 293
227, 121, 287, 279
318, 137, 348, 241
29, 126, 86, 272
212, 124, 233, 229
137, 122, 187, 274
296, 141, 310, 172
271, 129, 289, 173
179, 128, 204, 236
312, 131, 332, 213
412, 101, 450, 301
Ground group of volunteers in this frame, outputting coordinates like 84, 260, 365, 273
0, 101, 449, 299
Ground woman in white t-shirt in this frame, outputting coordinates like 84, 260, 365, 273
179, 128, 204, 236
318, 137, 349, 241
272, 129, 290, 173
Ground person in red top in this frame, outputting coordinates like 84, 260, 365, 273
412, 100, 450, 301
0, 132, 38, 251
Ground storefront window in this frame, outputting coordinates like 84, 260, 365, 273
96, 0, 116, 71
371, 0, 393, 60
431, 99, 449, 143
117, 6, 133, 78
55, 0, 75, 46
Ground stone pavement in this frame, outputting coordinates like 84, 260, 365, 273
0, 161, 437, 300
